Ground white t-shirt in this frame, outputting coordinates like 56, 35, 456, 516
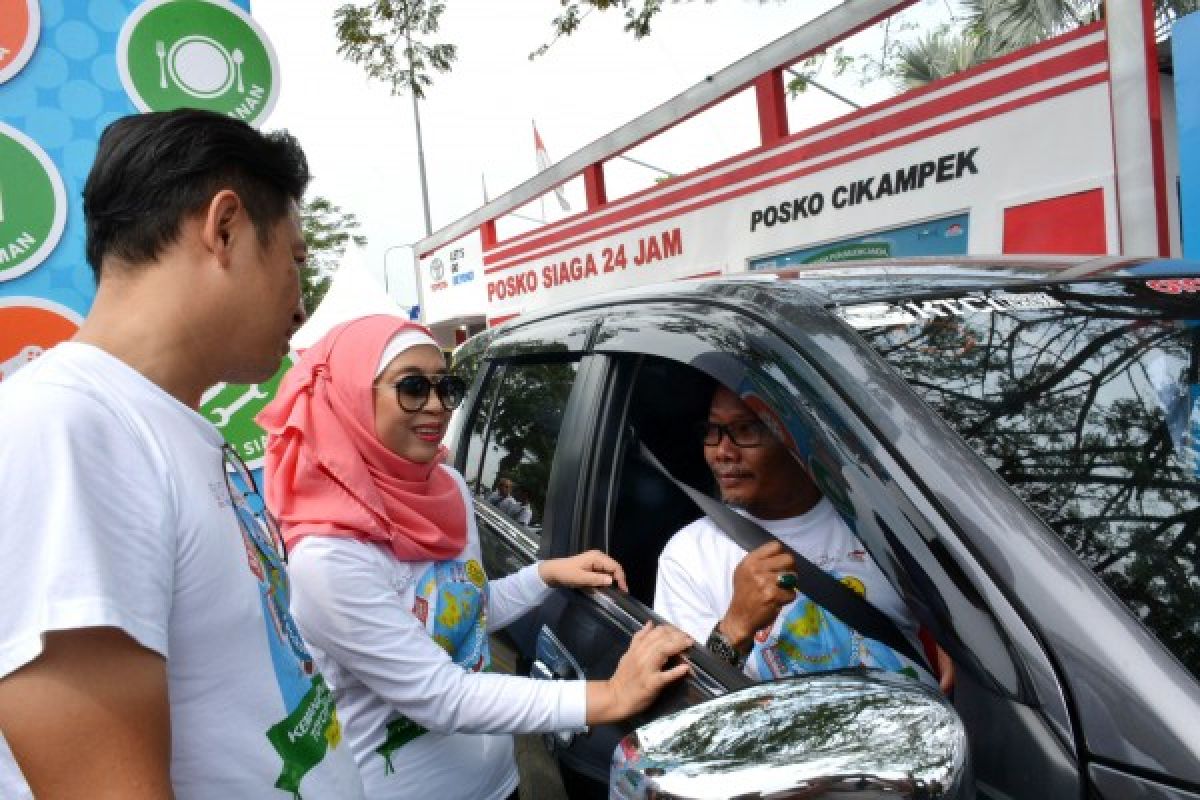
496, 494, 521, 517
509, 501, 533, 526
287, 468, 587, 800
654, 498, 932, 685
0, 343, 364, 799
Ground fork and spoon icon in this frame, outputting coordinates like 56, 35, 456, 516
156, 40, 167, 88
154, 39, 246, 95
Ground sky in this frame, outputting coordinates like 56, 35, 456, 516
248, 0, 954, 306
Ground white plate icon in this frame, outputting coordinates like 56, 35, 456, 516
168, 35, 234, 98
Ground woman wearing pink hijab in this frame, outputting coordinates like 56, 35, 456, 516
258, 315, 691, 799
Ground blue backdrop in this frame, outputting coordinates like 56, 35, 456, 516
0, 0, 252, 317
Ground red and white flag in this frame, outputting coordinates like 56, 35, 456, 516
533, 121, 570, 212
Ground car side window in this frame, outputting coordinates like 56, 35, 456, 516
461, 363, 501, 492
606, 356, 713, 604
471, 360, 580, 545
860, 283, 1200, 681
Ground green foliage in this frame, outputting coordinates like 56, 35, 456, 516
300, 195, 367, 315
896, 0, 1199, 88
527, 0, 1200, 74
786, 15, 917, 99
531, 0, 717, 58
894, 24, 998, 88
334, 0, 457, 99
785, 46, 855, 97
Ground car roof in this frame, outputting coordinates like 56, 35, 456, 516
486, 256, 1200, 334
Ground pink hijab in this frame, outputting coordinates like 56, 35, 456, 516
257, 315, 467, 561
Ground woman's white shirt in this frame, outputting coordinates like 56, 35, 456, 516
287, 467, 586, 799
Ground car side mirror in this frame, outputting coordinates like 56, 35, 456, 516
610, 669, 971, 799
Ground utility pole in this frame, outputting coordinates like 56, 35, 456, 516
405, 16, 432, 236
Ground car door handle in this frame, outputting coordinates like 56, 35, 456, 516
530, 625, 586, 748
531, 624, 584, 680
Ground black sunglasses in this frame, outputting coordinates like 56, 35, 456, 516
699, 420, 767, 448
379, 373, 468, 412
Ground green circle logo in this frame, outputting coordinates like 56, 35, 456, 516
0, 123, 67, 282
200, 353, 293, 470
117, 0, 279, 126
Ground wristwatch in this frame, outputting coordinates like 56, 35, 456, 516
706, 624, 745, 669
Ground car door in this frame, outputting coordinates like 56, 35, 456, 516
523, 294, 1089, 798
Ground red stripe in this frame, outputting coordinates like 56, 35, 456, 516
483, 72, 1107, 276
489, 23, 1105, 260
486, 44, 1107, 268
489, 312, 519, 327
491, 1, 924, 255
793, 21, 1104, 147
683, 270, 723, 280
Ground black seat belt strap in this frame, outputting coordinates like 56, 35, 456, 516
635, 439, 930, 670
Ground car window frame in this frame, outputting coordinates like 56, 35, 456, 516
577, 297, 1086, 798
456, 355, 587, 571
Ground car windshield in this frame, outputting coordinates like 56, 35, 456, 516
842, 279, 1200, 681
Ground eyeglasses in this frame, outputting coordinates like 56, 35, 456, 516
222, 444, 287, 564
376, 374, 467, 412
700, 420, 767, 448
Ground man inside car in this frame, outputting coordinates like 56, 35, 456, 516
653, 386, 952, 690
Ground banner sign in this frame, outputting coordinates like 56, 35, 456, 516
0, 122, 66, 282
750, 213, 969, 270
0, 0, 40, 85
416, 24, 1130, 331
0, 1, 287, 470
118, 0, 278, 125
0, 0, 257, 334
200, 353, 292, 470
0, 296, 82, 383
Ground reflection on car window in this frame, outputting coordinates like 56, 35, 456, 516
461, 363, 500, 491
473, 360, 579, 543
451, 335, 487, 390
856, 281, 1200, 679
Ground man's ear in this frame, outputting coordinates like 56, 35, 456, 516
200, 189, 244, 268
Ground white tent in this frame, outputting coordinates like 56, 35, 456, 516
291, 244, 408, 350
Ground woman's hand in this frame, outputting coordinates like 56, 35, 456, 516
586, 622, 693, 724
539, 550, 628, 592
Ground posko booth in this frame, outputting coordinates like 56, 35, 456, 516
415, 0, 1189, 346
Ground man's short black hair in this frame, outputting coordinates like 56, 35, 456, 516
83, 108, 310, 280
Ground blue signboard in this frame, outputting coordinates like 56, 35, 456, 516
1176, 11, 1200, 259
748, 213, 970, 270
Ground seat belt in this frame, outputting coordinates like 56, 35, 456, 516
635, 438, 930, 670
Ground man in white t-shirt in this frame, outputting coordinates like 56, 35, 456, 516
654, 386, 951, 689
505, 485, 535, 526
0, 110, 363, 798
487, 476, 514, 507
